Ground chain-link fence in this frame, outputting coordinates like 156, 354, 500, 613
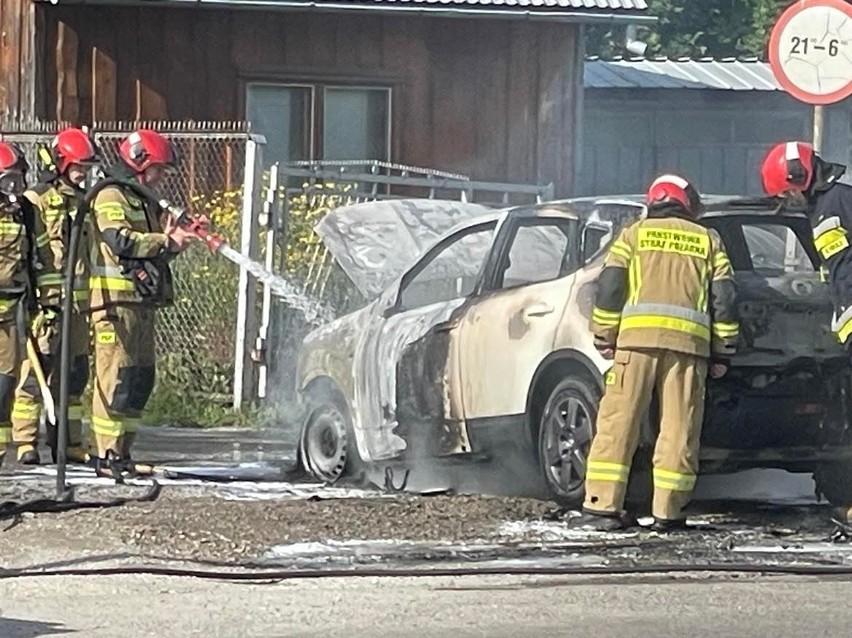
0, 120, 258, 401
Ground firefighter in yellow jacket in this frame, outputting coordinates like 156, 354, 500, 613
11, 128, 100, 465
0, 142, 59, 466
579, 175, 739, 532
89, 129, 195, 465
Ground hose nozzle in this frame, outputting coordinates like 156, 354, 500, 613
159, 199, 226, 253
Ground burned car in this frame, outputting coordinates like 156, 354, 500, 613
295, 197, 852, 505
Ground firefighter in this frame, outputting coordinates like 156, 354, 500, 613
11, 128, 100, 465
578, 175, 739, 532
761, 142, 852, 343
89, 129, 196, 465
0, 142, 60, 466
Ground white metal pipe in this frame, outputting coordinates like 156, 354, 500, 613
257, 162, 279, 399
233, 136, 261, 410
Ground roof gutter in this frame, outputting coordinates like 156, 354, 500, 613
36, 0, 658, 25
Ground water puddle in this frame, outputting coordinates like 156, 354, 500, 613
0, 464, 393, 502
261, 538, 609, 570
732, 542, 852, 555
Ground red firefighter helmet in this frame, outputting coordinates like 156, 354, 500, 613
646, 174, 702, 217
0, 141, 28, 196
0, 142, 28, 174
51, 128, 98, 174
119, 129, 178, 173
761, 141, 815, 197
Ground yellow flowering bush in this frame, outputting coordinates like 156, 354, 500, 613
146, 179, 364, 425
283, 182, 366, 313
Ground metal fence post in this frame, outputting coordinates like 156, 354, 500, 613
233, 135, 264, 410
257, 162, 280, 399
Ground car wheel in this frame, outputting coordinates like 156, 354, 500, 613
814, 461, 852, 508
299, 403, 360, 484
538, 376, 599, 504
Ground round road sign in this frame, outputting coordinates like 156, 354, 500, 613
769, 0, 852, 105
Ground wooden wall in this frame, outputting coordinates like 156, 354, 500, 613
0, 0, 37, 122
38, 5, 583, 194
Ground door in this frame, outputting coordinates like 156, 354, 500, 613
354, 220, 498, 461
457, 216, 580, 420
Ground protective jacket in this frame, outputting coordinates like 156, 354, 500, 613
806, 162, 852, 344
24, 180, 91, 312
89, 183, 175, 311
591, 206, 739, 360
0, 195, 58, 321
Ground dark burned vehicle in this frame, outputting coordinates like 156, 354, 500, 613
295, 196, 852, 506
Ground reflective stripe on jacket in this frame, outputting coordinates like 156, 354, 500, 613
591, 215, 739, 359
24, 181, 91, 312
809, 182, 852, 343
89, 184, 172, 311
0, 189, 62, 321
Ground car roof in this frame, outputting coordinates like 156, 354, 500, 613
522, 195, 808, 218
438, 195, 808, 240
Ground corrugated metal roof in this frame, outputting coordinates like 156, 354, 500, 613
43, 0, 652, 19
363, 0, 648, 6
539, 0, 648, 7
584, 57, 781, 91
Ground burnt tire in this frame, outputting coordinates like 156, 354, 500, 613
814, 462, 852, 507
538, 376, 599, 505
299, 402, 363, 484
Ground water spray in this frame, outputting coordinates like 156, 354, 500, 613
152, 195, 335, 325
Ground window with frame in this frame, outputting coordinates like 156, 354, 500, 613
245, 82, 391, 167
496, 220, 576, 290
398, 223, 496, 312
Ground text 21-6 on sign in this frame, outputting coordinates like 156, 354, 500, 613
769, 0, 852, 105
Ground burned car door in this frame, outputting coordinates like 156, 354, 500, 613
455, 214, 580, 422
356, 220, 499, 461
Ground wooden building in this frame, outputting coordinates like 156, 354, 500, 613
1, 0, 650, 194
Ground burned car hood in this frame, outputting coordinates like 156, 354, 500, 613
315, 199, 492, 300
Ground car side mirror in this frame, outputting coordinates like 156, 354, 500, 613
582, 221, 612, 263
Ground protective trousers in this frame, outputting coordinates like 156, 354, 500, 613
0, 320, 21, 463
584, 348, 707, 521
11, 312, 90, 460
91, 306, 156, 459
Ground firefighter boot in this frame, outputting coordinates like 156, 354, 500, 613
649, 517, 689, 533
16, 443, 40, 465
572, 510, 638, 532
10, 394, 41, 463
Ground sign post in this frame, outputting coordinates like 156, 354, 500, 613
768, 0, 852, 267
769, 0, 852, 108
